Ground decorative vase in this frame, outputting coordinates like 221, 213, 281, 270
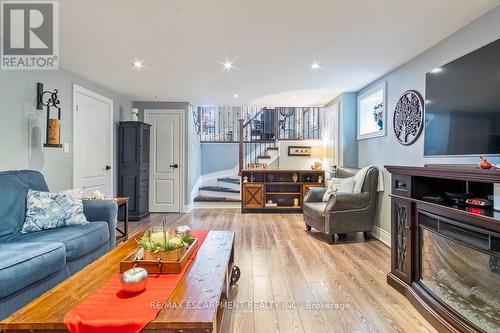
292, 173, 299, 183
293, 198, 299, 207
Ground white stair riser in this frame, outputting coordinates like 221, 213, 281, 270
199, 190, 241, 200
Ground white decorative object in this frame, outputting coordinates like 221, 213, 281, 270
357, 82, 386, 140
121, 267, 148, 294
84, 190, 107, 200
322, 176, 355, 201
175, 225, 191, 235
131, 108, 139, 121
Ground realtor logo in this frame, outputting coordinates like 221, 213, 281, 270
1, 0, 59, 70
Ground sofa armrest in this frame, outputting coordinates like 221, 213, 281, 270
83, 200, 118, 249
325, 192, 370, 212
304, 187, 327, 203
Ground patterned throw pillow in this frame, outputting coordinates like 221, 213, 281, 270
322, 176, 355, 202
21, 189, 88, 233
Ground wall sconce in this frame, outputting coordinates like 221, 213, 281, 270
37, 83, 62, 148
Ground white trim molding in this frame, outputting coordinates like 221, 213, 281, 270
371, 225, 391, 248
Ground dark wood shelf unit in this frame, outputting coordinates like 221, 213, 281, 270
241, 169, 325, 213
386, 165, 500, 333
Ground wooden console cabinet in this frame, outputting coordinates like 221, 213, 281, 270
241, 169, 325, 213
386, 165, 500, 333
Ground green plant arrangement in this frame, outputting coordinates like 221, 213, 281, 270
137, 221, 193, 261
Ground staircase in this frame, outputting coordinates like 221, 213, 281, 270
194, 145, 280, 204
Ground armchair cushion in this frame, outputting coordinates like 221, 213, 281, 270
326, 192, 371, 212
303, 202, 327, 221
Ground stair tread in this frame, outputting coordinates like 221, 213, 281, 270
199, 186, 240, 193
258, 155, 271, 159
266, 147, 279, 150
194, 196, 241, 202
217, 177, 240, 185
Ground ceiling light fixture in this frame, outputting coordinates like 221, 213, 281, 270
310, 62, 321, 70
233, 93, 239, 98
132, 61, 144, 69
431, 67, 443, 74
223, 61, 234, 71
290, 94, 297, 98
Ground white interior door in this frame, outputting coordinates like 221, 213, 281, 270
145, 110, 182, 212
73, 84, 113, 196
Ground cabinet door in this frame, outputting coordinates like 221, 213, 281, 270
242, 184, 265, 208
391, 197, 413, 284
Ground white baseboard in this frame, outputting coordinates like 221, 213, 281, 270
193, 202, 240, 210
372, 226, 391, 248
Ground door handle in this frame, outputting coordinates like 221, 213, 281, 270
105, 165, 111, 170
169, 164, 179, 168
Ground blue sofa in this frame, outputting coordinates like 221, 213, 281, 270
0, 170, 118, 319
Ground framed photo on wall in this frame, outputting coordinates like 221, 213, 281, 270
357, 82, 387, 140
288, 146, 312, 156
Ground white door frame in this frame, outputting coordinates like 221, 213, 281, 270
72, 84, 114, 194
144, 109, 185, 213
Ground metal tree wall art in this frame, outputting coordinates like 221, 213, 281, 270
393, 90, 424, 145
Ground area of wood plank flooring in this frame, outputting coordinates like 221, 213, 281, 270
119, 210, 436, 333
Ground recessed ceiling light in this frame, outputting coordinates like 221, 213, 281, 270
290, 94, 297, 98
223, 61, 234, 71
310, 62, 321, 70
233, 93, 239, 98
431, 67, 443, 73
154, 95, 160, 100
132, 61, 144, 69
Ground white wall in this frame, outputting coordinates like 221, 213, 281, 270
0, 69, 132, 193
357, 7, 500, 235
277, 140, 323, 170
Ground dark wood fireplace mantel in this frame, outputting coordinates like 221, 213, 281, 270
386, 165, 500, 333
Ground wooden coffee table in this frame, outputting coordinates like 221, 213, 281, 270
0, 231, 236, 332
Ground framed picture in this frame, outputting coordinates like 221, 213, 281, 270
357, 82, 387, 140
288, 146, 311, 156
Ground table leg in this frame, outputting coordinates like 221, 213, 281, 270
124, 201, 129, 240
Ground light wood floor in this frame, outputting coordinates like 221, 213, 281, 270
119, 210, 436, 333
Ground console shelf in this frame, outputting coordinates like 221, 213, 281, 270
241, 169, 325, 213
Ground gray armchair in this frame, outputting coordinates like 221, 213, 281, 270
303, 167, 379, 244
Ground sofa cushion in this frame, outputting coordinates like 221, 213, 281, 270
0, 242, 66, 298
304, 202, 327, 222
21, 189, 88, 233
10, 222, 109, 260
0, 170, 49, 237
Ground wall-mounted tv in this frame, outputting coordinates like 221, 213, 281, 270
424, 38, 500, 156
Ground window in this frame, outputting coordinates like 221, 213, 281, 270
357, 82, 386, 140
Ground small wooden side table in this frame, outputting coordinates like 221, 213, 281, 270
114, 197, 129, 243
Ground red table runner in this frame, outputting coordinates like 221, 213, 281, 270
64, 230, 209, 333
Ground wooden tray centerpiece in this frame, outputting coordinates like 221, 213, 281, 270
120, 219, 197, 274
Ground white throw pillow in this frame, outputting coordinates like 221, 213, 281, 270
60, 188, 84, 200
322, 177, 355, 201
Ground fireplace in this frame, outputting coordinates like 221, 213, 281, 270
419, 211, 500, 332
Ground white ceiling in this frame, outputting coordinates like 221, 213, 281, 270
60, 0, 500, 106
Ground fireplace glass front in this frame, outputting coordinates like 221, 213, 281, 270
419, 213, 500, 332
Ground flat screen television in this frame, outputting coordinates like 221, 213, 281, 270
424, 38, 500, 156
